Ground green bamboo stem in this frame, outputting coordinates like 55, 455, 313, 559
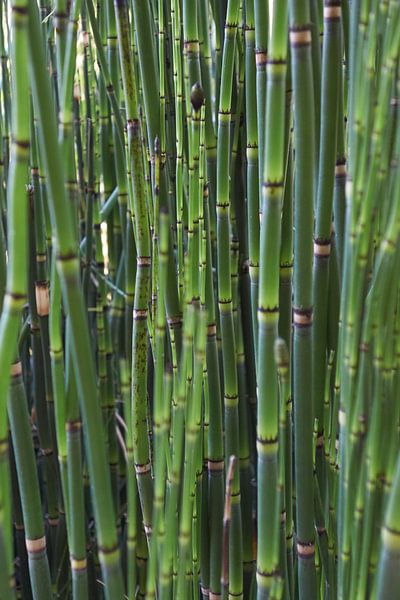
274, 338, 290, 598
171, 0, 184, 301
254, 0, 268, 219
221, 455, 237, 600
65, 349, 89, 599
113, 0, 153, 535
216, 1, 243, 596
131, 0, 158, 153
27, 1, 125, 595
245, 0, 260, 359
159, 302, 193, 600
237, 306, 255, 596
338, 12, 400, 595
176, 308, 206, 598
27, 215, 59, 568
312, 0, 342, 515
146, 209, 169, 597
288, 1, 317, 595
198, 0, 217, 243
375, 452, 400, 598
310, 0, 321, 170
8, 363, 52, 600
10, 442, 32, 599
257, 2, 288, 597
0, 0, 31, 591
202, 183, 225, 598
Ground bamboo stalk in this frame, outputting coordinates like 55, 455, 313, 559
288, 1, 317, 596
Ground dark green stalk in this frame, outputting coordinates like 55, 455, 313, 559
176, 309, 206, 598
254, 0, 268, 221
274, 338, 291, 598
288, 1, 317, 596
216, 1, 243, 596
245, 0, 260, 358
312, 0, 341, 504
65, 335, 89, 600
8, 363, 52, 599
131, 0, 158, 153
203, 184, 225, 598
159, 302, 193, 600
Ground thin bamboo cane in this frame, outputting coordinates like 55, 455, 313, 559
288, 1, 317, 596
257, 2, 288, 597
27, 1, 125, 595
216, 1, 243, 596
8, 363, 52, 599
0, 0, 32, 591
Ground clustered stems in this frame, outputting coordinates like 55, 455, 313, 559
0, 1, 399, 599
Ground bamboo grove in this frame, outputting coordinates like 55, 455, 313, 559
0, 0, 399, 598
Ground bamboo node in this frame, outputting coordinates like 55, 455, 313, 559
35, 282, 50, 316
207, 323, 217, 336
81, 31, 89, 48
10, 362, 22, 377
296, 541, 315, 557
56, 251, 77, 263
98, 543, 119, 559
135, 462, 151, 475
66, 420, 82, 432
255, 51, 268, 66
324, 6, 342, 20
289, 29, 312, 47
263, 180, 284, 189
313, 241, 331, 257
335, 163, 347, 177
70, 557, 87, 571
5, 291, 27, 308
26, 536, 46, 554
293, 309, 313, 326
208, 459, 224, 471
184, 40, 200, 52
0, 438, 8, 454
137, 256, 151, 266
266, 58, 287, 66
258, 305, 279, 314
256, 568, 277, 582
11, 5, 28, 15
382, 525, 400, 550
256, 436, 278, 455
133, 309, 147, 320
